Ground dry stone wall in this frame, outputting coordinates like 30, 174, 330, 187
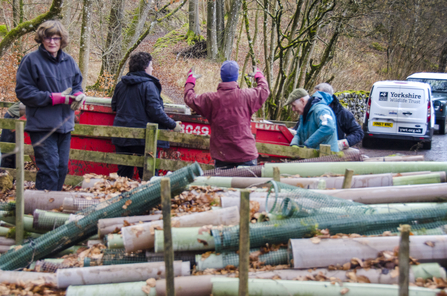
335, 91, 370, 125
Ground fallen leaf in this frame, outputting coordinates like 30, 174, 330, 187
146, 278, 156, 287
357, 275, 371, 283
141, 286, 152, 294
340, 287, 349, 295
425, 241, 436, 247
310, 237, 321, 244
197, 239, 209, 246
49, 198, 54, 203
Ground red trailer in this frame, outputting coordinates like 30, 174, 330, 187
25, 103, 295, 177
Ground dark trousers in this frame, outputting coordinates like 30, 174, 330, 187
214, 159, 258, 169
0, 113, 17, 168
115, 145, 145, 179
29, 131, 71, 191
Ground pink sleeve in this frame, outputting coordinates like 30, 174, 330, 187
244, 76, 270, 113
184, 83, 213, 118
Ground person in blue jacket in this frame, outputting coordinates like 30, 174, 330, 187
286, 88, 339, 152
15, 20, 86, 191
111, 52, 183, 179
314, 83, 364, 150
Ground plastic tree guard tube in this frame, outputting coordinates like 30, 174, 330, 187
0, 271, 57, 286
155, 275, 216, 296
0, 211, 46, 234
32, 209, 70, 230
392, 172, 444, 186
311, 183, 447, 203
62, 197, 101, 213
123, 206, 239, 253
24, 190, 97, 214
0, 163, 202, 270
57, 261, 190, 288
66, 281, 156, 296
98, 214, 161, 237
154, 227, 215, 252
262, 161, 447, 178
210, 278, 441, 296
106, 233, 124, 249
288, 235, 447, 269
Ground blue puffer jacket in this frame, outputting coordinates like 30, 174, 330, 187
290, 92, 339, 152
15, 45, 83, 133
111, 71, 176, 147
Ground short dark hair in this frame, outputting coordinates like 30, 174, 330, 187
34, 20, 69, 49
129, 52, 152, 72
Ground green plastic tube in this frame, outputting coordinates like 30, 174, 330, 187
211, 278, 441, 296
154, 227, 215, 252
393, 173, 441, 186
262, 162, 447, 178
66, 281, 156, 296
106, 234, 124, 249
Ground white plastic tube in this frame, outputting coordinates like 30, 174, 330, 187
154, 227, 215, 252
0, 270, 56, 286
123, 207, 239, 252
98, 214, 161, 238
24, 190, 96, 214
57, 261, 190, 288
289, 235, 447, 269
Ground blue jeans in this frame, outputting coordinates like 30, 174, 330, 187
0, 113, 17, 168
29, 131, 71, 191
214, 159, 258, 169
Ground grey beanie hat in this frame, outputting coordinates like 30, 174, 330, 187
285, 88, 309, 106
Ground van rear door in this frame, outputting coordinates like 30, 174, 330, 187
368, 85, 399, 134
394, 86, 427, 135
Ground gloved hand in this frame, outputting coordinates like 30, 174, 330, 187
51, 87, 73, 106
338, 139, 349, 150
185, 67, 203, 85
70, 92, 87, 111
248, 66, 264, 80
173, 121, 184, 132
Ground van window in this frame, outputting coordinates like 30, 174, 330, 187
407, 78, 447, 93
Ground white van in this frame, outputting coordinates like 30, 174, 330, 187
362, 81, 434, 149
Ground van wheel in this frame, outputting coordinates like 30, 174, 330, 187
439, 119, 446, 135
423, 141, 432, 150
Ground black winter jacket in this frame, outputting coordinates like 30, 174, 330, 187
111, 71, 176, 147
15, 45, 83, 133
330, 95, 364, 146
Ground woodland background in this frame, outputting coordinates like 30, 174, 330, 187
0, 0, 446, 121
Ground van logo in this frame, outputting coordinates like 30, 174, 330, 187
389, 111, 397, 115
379, 92, 388, 101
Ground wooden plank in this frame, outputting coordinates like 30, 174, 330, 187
3, 168, 84, 186
158, 158, 214, 171
15, 122, 25, 245
143, 123, 158, 181
161, 178, 175, 296
342, 169, 354, 189
0, 118, 25, 129
0, 142, 34, 155
69, 149, 143, 167
256, 142, 319, 159
72, 124, 145, 139
398, 224, 411, 296
0, 102, 15, 108
158, 129, 210, 147
319, 144, 331, 156
273, 167, 280, 182
238, 190, 250, 296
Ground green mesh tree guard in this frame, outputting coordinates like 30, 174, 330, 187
0, 163, 202, 270
212, 182, 447, 252
32, 210, 70, 230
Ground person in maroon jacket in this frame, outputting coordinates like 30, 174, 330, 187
184, 61, 270, 169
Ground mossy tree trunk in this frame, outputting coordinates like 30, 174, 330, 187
438, 41, 447, 73
206, 0, 218, 59
216, 0, 225, 48
0, 0, 64, 58
189, 0, 201, 36
219, 0, 242, 60
78, 0, 93, 90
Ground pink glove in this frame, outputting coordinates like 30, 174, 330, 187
185, 67, 203, 86
254, 68, 264, 80
51, 93, 74, 105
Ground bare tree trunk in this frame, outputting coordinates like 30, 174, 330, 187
0, 0, 64, 58
216, 0, 225, 48
220, 0, 242, 60
98, 0, 125, 79
189, 0, 201, 35
206, 0, 218, 59
438, 41, 447, 73
79, 0, 93, 90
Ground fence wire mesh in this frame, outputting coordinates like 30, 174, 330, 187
0, 163, 202, 270
221, 248, 288, 268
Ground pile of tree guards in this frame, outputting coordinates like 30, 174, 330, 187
2, 160, 447, 295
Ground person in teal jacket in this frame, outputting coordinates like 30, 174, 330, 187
286, 88, 339, 152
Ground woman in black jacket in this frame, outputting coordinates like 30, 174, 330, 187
111, 52, 183, 179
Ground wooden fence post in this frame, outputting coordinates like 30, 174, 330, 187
142, 123, 158, 181
273, 167, 280, 182
15, 121, 24, 244
342, 169, 354, 189
161, 178, 175, 296
239, 189, 250, 296
399, 224, 411, 296
319, 144, 331, 156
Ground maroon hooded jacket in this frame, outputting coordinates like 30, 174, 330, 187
184, 77, 270, 163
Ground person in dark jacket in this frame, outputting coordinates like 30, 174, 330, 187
15, 20, 85, 191
112, 52, 183, 179
0, 102, 25, 168
314, 83, 364, 150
